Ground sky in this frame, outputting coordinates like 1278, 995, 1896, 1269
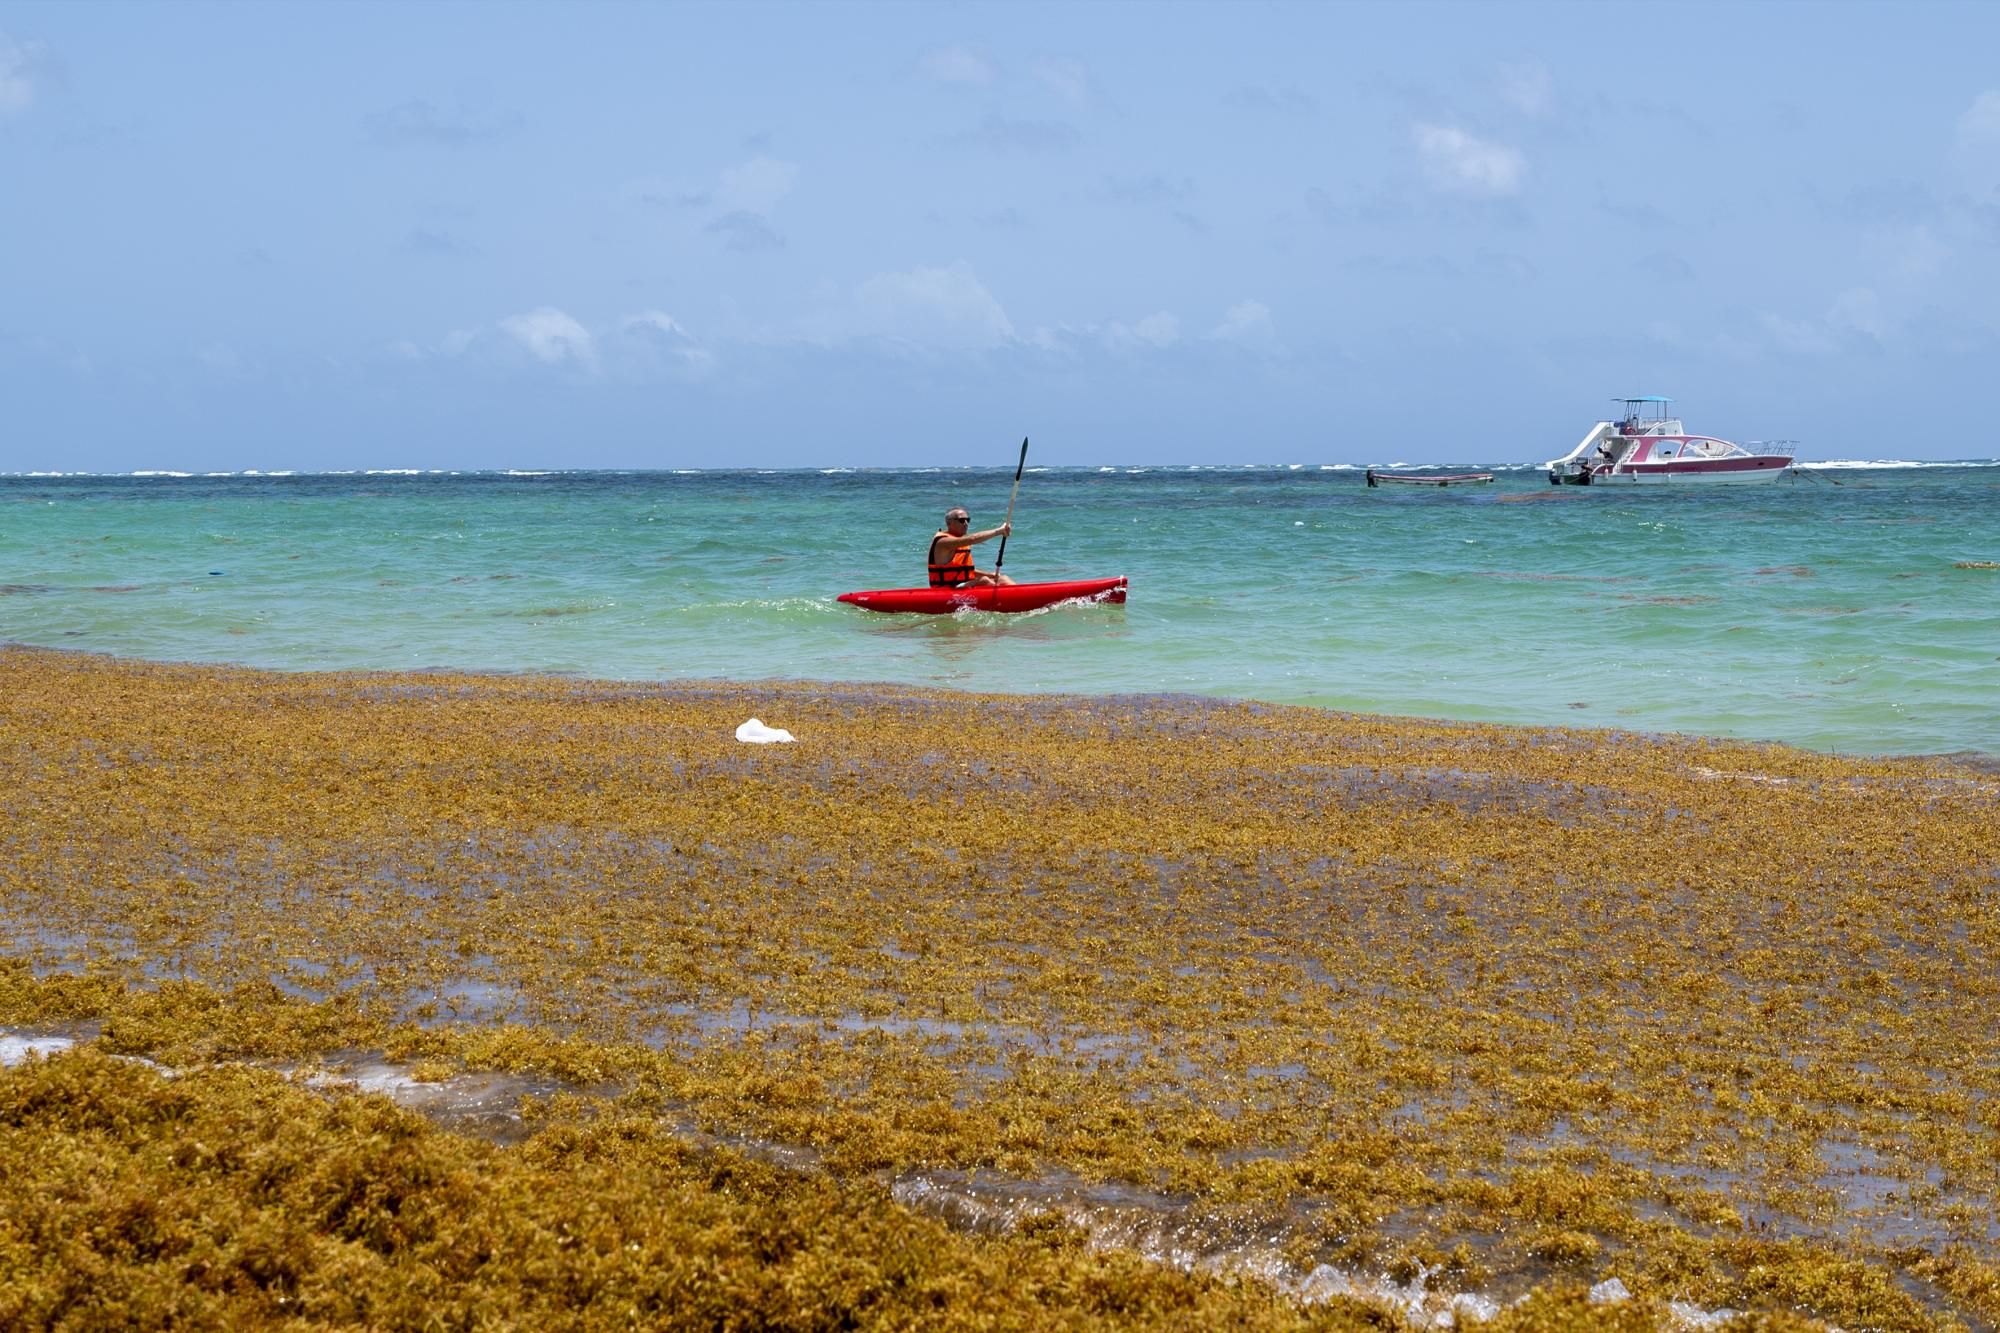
2, 0, 1997, 471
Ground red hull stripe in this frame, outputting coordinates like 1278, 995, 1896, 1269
1620, 456, 1791, 474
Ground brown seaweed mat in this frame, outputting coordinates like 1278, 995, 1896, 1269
3, 645, 1997, 1329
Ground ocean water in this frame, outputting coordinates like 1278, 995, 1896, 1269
3, 463, 1996, 758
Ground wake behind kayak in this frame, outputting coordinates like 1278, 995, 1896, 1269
837, 577, 1128, 614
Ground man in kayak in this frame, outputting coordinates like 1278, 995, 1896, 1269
928, 508, 1016, 588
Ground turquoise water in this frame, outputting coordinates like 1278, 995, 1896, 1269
3, 464, 1996, 758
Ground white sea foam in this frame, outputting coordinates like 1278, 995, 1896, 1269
131, 470, 194, 477
892, 1166, 1754, 1331
1806, 458, 1999, 470
1, 1034, 76, 1066
503, 470, 554, 477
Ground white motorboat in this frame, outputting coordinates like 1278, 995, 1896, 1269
1548, 397, 1794, 485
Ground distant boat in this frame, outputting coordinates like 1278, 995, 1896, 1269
1547, 397, 1794, 486
1365, 469, 1494, 487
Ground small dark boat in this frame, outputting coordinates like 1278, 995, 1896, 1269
1365, 469, 1495, 488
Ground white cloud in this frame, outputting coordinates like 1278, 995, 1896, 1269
950, 114, 1080, 154
399, 314, 708, 381
362, 99, 519, 146
1035, 304, 1272, 357
1960, 89, 2000, 142
919, 44, 997, 86
1953, 90, 2000, 183
500, 307, 596, 370
1828, 287, 1888, 339
841, 261, 1015, 350
1224, 85, 1316, 115
1888, 224, 1949, 282
717, 155, 798, 214
706, 210, 785, 252
1208, 300, 1275, 346
620, 311, 714, 378
1024, 310, 1184, 357
1032, 56, 1091, 107
626, 311, 691, 340
1497, 63, 1554, 117
1414, 123, 1524, 195
1131, 311, 1180, 347
1760, 311, 1843, 357
195, 343, 244, 376
1761, 287, 1890, 356
1, 33, 50, 115
392, 328, 480, 362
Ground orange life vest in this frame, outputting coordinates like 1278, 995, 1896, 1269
928, 536, 975, 587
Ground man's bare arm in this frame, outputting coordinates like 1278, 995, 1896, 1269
933, 522, 1010, 551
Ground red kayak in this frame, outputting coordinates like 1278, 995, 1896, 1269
838, 576, 1127, 614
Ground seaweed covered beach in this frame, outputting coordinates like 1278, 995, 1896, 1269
3, 645, 1998, 1329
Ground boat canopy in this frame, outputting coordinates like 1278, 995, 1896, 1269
1613, 396, 1679, 430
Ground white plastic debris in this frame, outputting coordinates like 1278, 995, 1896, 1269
1589, 1278, 1631, 1305
734, 717, 796, 744
1668, 1301, 1740, 1330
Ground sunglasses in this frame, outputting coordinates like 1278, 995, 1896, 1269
947, 514, 969, 522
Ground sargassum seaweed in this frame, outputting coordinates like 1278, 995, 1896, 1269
2, 646, 1997, 1329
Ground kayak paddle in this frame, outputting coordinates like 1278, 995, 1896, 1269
996, 436, 1027, 569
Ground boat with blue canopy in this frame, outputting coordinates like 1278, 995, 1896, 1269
1547, 397, 1795, 486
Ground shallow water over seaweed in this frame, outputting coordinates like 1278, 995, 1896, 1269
6, 1027, 1959, 1329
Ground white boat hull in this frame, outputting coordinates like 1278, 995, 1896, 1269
1583, 460, 1791, 485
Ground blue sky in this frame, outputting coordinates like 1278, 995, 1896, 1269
3, 0, 1997, 470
